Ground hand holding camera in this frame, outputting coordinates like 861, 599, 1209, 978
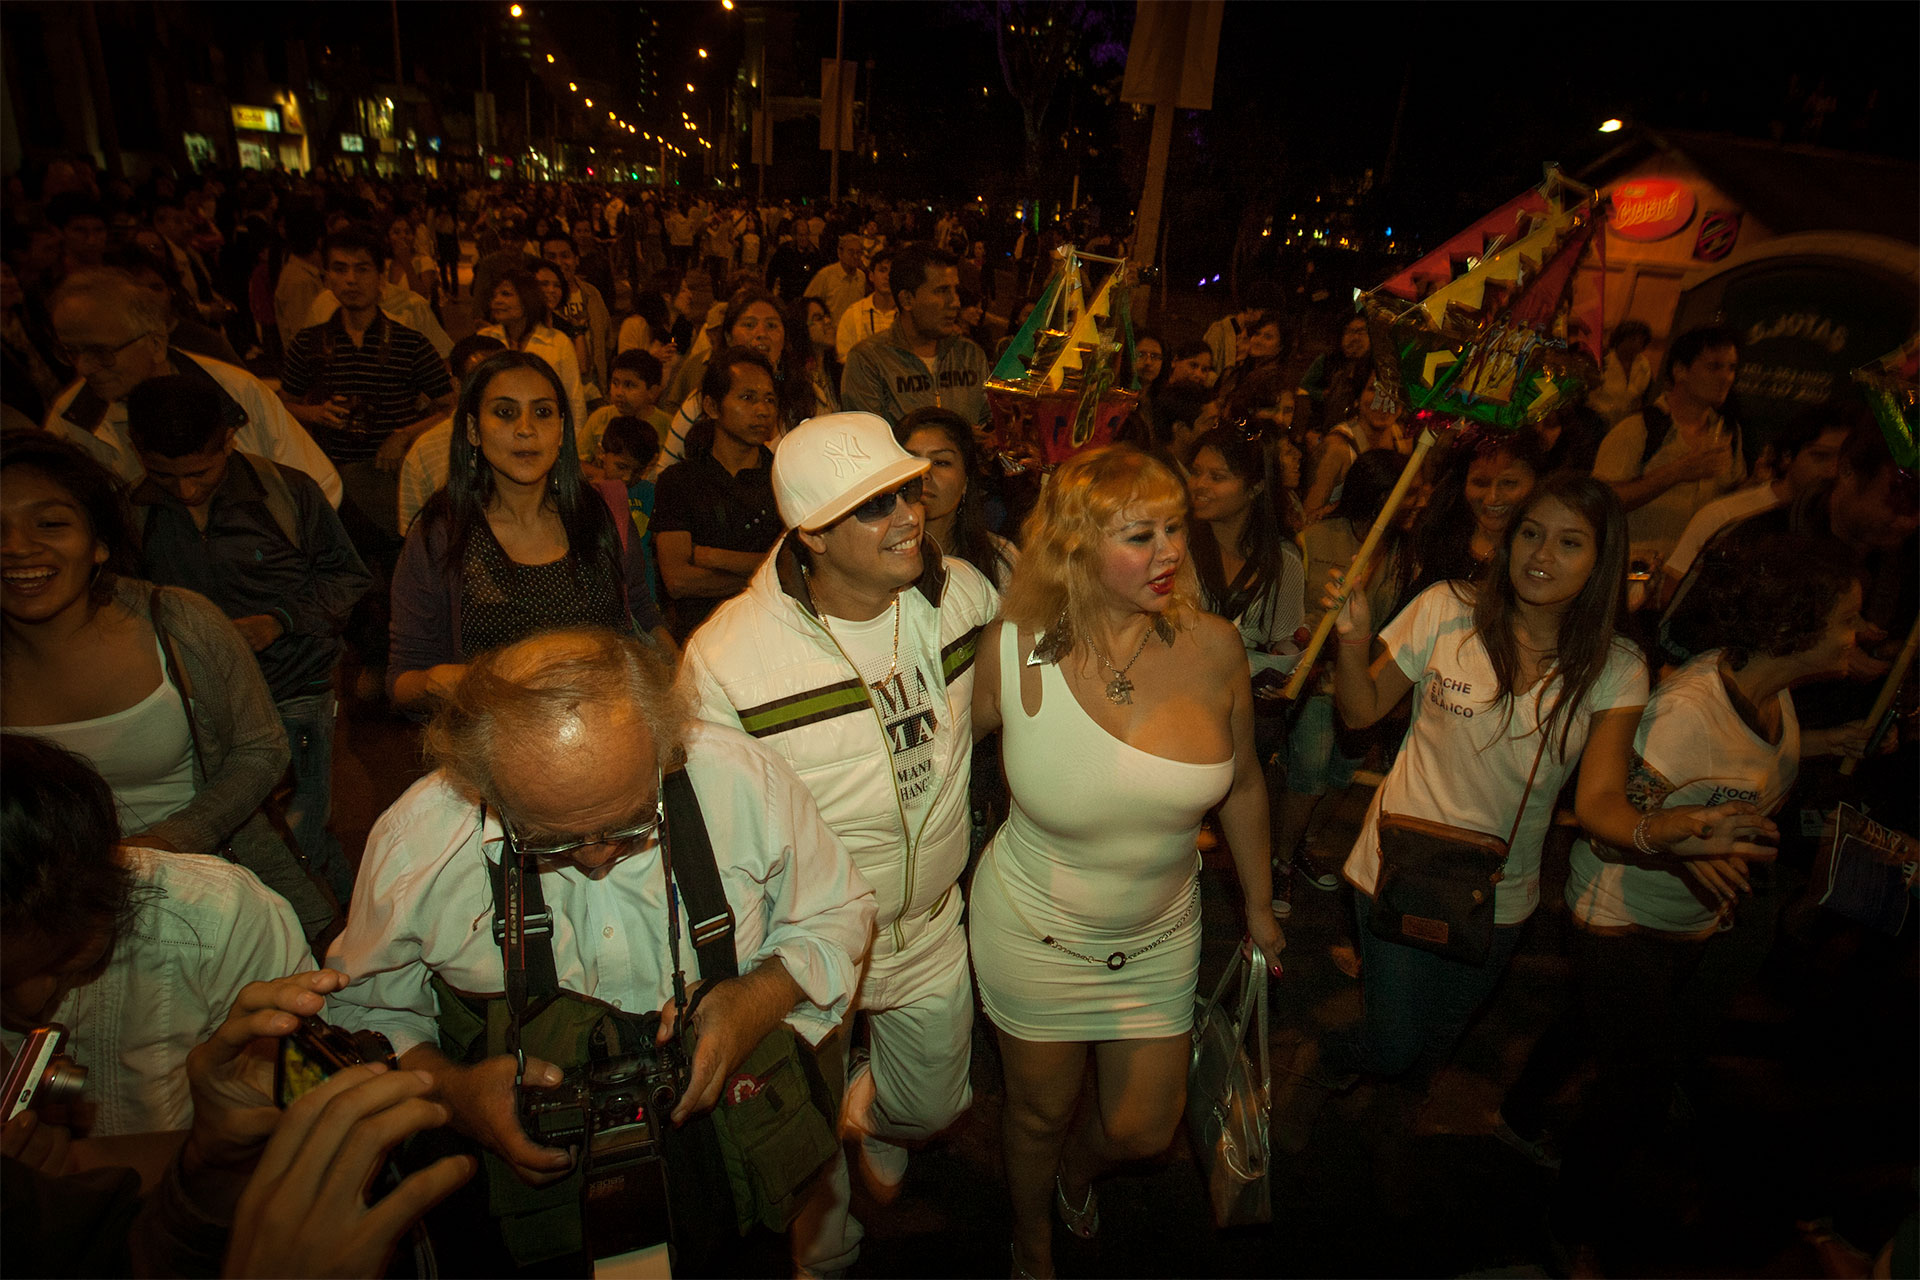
429, 1050, 574, 1186
223, 1062, 474, 1280
184, 969, 353, 1172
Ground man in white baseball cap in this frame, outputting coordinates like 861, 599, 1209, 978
679, 411, 999, 1275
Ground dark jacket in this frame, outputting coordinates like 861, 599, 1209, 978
135, 454, 370, 702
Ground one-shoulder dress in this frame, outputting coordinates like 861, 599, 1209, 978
969, 624, 1236, 1041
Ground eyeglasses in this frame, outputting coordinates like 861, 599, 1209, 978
54, 332, 152, 367
846, 476, 924, 525
499, 775, 664, 862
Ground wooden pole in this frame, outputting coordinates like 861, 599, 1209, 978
828, 0, 844, 203
1840, 614, 1919, 777
1280, 428, 1438, 701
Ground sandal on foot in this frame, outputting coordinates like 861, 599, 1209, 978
1053, 1172, 1099, 1239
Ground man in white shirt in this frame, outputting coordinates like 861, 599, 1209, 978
805, 235, 868, 329
834, 248, 895, 361
1591, 325, 1746, 560
0, 735, 311, 1139
326, 629, 874, 1270
44, 268, 341, 506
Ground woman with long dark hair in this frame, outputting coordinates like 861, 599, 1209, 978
0, 432, 331, 935
656, 286, 814, 474
1499, 532, 1864, 1257
1187, 425, 1304, 682
1402, 424, 1548, 598
388, 351, 668, 709
1299, 474, 1771, 1130
801, 294, 843, 417
894, 406, 1016, 589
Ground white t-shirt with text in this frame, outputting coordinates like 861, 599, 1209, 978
1565, 652, 1798, 934
1342, 584, 1650, 924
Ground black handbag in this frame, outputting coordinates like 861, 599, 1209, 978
1368, 734, 1547, 965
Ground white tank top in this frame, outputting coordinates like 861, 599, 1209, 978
16, 639, 197, 834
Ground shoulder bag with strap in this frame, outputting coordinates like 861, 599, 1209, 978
1368, 728, 1550, 966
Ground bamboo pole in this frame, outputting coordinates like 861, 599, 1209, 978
1279, 427, 1438, 701
1840, 613, 1919, 777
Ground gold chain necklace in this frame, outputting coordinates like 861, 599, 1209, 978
1088, 625, 1152, 705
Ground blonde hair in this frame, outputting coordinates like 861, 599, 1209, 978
1002, 445, 1203, 654
424, 628, 690, 808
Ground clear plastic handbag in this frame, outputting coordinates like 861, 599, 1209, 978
1187, 942, 1271, 1227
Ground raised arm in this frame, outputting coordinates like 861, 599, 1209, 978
1325, 574, 1414, 729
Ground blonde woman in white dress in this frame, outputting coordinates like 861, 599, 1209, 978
972, 445, 1284, 1279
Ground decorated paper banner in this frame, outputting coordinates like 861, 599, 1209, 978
985, 245, 1140, 464
1364, 168, 1603, 430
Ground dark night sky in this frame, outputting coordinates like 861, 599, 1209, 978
200, 0, 1920, 262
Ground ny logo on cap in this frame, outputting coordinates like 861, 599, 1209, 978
823, 433, 870, 479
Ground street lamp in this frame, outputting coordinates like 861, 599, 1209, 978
1598, 118, 1624, 133
509, 3, 522, 16
569, 82, 577, 91
697, 48, 708, 58
686, 82, 695, 93
546, 54, 555, 63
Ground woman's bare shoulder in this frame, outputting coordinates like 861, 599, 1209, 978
1183, 610, 1249, 668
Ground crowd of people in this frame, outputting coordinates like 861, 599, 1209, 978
2, 158, 1916, 1280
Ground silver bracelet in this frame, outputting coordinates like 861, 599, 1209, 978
1632, 813, 1660, 856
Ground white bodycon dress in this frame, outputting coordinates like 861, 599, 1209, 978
970, 624, 1235, 1042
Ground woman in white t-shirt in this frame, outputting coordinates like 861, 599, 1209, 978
1317, 473, 1773, 1097
1504, 534, 1867, 1251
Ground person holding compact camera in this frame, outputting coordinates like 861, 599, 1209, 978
0, 734, 313, 1140
324, 627, 876, 1274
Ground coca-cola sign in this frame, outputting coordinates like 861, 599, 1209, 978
1608, 178, 1697, 242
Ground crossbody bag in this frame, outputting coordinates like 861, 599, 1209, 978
1368, 730, 1549, 966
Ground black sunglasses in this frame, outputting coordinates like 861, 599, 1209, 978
845, 475, 925, 524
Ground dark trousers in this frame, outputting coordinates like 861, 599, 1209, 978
1326, 892, 1525, 1087
1517, 927, 1710, 1245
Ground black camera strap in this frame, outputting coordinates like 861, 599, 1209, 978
484, 807, 560, 1070
662, 769, 737, 982
482, 770, 739, 1068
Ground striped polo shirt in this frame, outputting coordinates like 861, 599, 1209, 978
282, 309, 451, 462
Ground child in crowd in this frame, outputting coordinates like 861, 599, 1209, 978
579, 348, 668, 463
595, 414, 662, 589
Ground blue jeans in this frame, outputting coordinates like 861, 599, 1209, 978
1327, 891, 1525, 1086
277, 692, 351, 903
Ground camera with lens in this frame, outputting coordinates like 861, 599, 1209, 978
2, 1024, 87, 1122
519, 1035, 688, 1260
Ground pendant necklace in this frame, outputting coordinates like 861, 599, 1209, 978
1089, 626, 1152, 705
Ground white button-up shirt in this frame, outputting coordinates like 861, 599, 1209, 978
0, 849, 312, 1137
325, 721, 876, 1058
